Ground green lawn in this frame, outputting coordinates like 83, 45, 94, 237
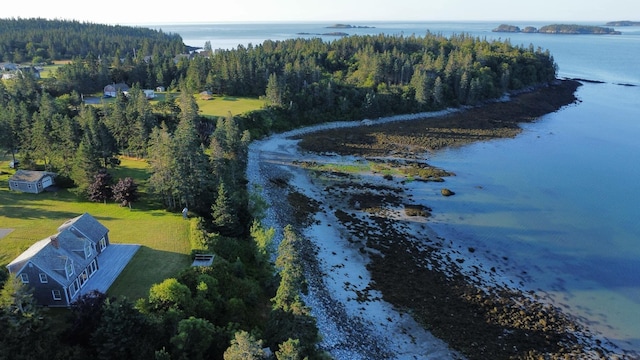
39, 60, 70, 79
195, 95, 265, 118
93, 92, 264, 119
0, 156, 191, 302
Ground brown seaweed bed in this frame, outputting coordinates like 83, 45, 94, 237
280, 80, 636, 359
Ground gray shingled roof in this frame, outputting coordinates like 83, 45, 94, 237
7, 213, 106, 287
6, 234, 92, 287
9, 170, 55, 183
7, 238, 50, 273
58, 213, 108, 244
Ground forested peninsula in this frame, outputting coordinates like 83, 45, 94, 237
0, 18, 588, 360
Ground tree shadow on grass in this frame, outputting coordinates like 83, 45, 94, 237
0, 205, 81, 221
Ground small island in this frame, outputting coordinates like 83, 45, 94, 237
605, 20, 640, 26
326, 24, 375, 29
296, 31, 349, 37
493, 23, 621, 35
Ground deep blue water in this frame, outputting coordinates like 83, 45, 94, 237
156, 21, 640, 352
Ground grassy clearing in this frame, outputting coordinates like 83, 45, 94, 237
84, 92, 264, 119
39, 60, 70, 79
195, 95, 265, 118
0, 156, 190, 301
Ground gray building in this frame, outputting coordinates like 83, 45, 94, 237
6, 213, 110, 307
8, 170, 56, 194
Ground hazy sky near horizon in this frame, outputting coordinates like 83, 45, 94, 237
2, 0, 637, 25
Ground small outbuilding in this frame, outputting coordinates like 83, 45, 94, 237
103, 83, 130, 98
9, 170, 56, 194
143, 89, 156, 99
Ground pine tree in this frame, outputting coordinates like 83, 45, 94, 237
172, 91, 212, 213
147, 123, 179, 209
211, 182, 240, 236
266, 73, 283, 107
71, 135, 101, 191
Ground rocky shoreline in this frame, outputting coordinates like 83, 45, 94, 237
248, 80, 636, 359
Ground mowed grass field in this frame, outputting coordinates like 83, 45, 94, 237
0, 156, 191, 301
39, 60, 71, 79
195, 95, 265, 118
91, 92, 265, 119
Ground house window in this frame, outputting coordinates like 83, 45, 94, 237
52, 290, 62, 301
88, 259, 98, 277
79, 270, 89, 288
84, 240, 92, 258
20, 273, 29, 283
99, 237, 107, 251
65, 259, 74, 278
39, 273, 48, 283
69, 280, 79, 296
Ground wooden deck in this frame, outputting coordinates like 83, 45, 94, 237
79, 244, 140, 296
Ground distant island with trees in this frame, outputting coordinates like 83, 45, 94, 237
493, 23, 621, 35
605, 20, 640, 26
326, 24, 375, 29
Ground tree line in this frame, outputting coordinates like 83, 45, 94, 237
0, 18, 185, 64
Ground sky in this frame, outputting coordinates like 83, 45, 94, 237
2, 0, 637, 25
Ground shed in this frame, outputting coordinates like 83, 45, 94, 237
199, 90, 213, 100
9, 170, 56, 194
143, 89, 156, 99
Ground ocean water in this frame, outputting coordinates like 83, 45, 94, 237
159, 21, 640, 352
425, 82, 640, 352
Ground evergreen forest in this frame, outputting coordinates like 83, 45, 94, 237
0, 18, 559, 359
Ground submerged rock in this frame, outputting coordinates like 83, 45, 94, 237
441, 188, 455, 196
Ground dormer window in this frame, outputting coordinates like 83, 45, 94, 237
65, 259, 74, 278
84, 240, 92, 258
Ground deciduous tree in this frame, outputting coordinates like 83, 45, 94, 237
87, 169, 113, 203
223, 331, 266, 360
112, 177, 140, 209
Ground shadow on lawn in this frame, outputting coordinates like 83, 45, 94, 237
0, 205, 80, 220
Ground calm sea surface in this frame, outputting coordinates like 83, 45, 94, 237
153, 21, 640, 351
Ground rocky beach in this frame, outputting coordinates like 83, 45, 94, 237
247, 80, 635, 359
